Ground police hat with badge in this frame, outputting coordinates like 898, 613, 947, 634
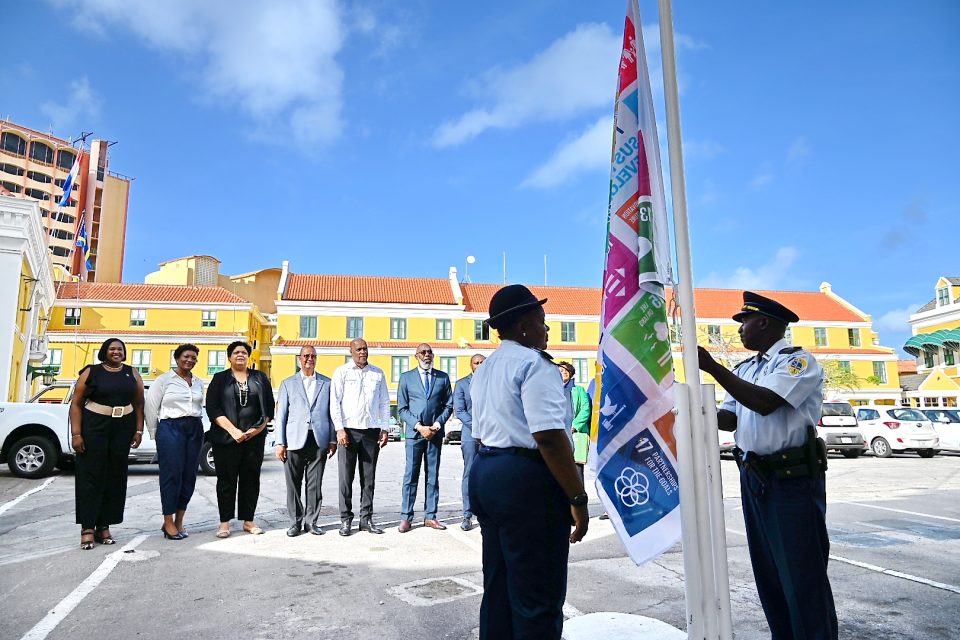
732, 291, 800, 325
485, 284, 548, 330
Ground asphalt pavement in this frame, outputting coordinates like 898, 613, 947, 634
0, 444, 958, 639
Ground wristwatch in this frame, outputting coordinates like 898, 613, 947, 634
570, 493, 589, 507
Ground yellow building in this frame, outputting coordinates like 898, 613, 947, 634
902, 277, 960, 407
0, 195, 56, 401
45, 282, 265, 383
0, 120, 130, 282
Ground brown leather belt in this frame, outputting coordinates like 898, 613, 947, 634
85, 401, 134, 418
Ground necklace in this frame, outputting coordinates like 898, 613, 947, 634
237, 379, 249, 407
102, 363, 122, 372
175, 370, 193, 385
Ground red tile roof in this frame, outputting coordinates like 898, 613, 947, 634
54, 283, 249, 304
460, 284, 866, 322
284, 274, 457, 304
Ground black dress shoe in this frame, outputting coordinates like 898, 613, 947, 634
309, 524, 324, 535
460, 517, 473, 531
338, 520, 352, 536
287, 525, 303, 537
359, 520, 384, 534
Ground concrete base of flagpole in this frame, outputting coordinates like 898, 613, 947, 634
562, 612, 685, 639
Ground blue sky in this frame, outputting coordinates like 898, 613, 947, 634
5, 0, 958, 354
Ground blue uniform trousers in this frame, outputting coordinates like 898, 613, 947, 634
470, 448, 571, 640
156, 417, 204, 516
401, 434, 442, 520
740, 465, 838, 640
460, 425, 479, 518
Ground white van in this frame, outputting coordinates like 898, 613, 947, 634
817, 401, 867, 458
854, 405, 939, 458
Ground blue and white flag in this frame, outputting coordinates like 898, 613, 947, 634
75, 215, 92, 276
57, 152, 80, 208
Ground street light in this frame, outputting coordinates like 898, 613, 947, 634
464, 255, 476, 283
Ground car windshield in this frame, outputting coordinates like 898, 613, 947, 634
889, 408, 927, 421
821, 403, 854, 417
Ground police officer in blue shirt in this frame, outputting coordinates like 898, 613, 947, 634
698, 292, 838, 640
470, 284, 589, 640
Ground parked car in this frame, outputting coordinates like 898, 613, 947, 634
717, 429, 736, 454
818, 401, 867, 458
854, 405, 939, 458
387, 416, 402, 442
921, 409, 960, 452
444, 417, 463, 445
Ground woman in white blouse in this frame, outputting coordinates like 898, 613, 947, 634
145, 344, 206, 540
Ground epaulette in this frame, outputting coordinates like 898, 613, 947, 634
539, 350, 554, 362
778, 347, 803, 355
733, 359, 752, 370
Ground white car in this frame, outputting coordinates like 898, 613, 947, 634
854, 406, 939, 458
818, 401, 867, 458
921, 409, 960, 452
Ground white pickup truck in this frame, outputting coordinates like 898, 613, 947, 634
0, 382, 273, 479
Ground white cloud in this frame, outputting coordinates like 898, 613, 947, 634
432, 23, 621, 147
749, 172, 773, 189
54, 0, 346, 145
787, 136, 811, 162
684, 139, 724, 160
700, 246, 799, 290
40, 77, 101, 135
873, 304, 923, 334
521, 116, 611, 188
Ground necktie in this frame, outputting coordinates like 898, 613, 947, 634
423, 371, 431, 396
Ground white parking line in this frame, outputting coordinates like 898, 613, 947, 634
725, 527, 960, 595
20, 534, 148, 640
840, 501, 960, 524
0, 477, 56, 517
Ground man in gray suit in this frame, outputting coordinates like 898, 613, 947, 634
396, 343, 453, 532
275, 346, 337, 537
453, 353, 485, 531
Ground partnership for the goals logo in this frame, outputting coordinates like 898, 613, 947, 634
614, 466, 650, 508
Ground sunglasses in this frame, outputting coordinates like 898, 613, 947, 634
418, 350, 433, 355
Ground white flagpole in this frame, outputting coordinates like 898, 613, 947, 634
657, 0, 732, 638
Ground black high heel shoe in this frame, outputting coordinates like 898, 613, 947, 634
94, 527, 116, 545
162, 526, 185, 540
80, 529, 95, 550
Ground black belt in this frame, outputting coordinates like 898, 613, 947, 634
481, 446, 542, 460
734, 426, 827, 480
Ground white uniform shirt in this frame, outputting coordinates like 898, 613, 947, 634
144, 370, 205, 438
330, 362, 390, 431
471, 340, 572, 449
301, 372, 317, 405
721, 338, 824, 455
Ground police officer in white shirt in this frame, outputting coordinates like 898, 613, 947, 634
470, 285, 588, 640
698, 291, 837, 640
330, 338, 390, 536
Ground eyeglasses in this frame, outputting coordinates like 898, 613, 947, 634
300, 354, 317, 359
417, 350, 433, 355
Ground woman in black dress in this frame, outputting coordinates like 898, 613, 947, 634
69, 338, 145, 550
206, 341, 274, 538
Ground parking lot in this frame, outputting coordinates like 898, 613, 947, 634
0, 445, 958, 639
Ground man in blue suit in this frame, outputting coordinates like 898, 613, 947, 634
275, 346, 337, 537
453, 353, 485, 531
397, 343, 453, 532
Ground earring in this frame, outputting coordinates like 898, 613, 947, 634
522, 332, 527, 337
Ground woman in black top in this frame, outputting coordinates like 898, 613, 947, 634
69, 338, 145, 550
206, 341, 274, 538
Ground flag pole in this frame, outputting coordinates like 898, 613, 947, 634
657, 0, 731, 638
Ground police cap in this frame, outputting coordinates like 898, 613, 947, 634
486, 284, 548, 330
732, 291, 800, 324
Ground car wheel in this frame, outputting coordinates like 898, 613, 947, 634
841, 450, 862, 459
917, 449, 936, 458
7, 436, 58, 479
199, 442, 216, 476
871, 437, 892, 458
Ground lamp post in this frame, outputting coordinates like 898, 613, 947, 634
464, 255, 475, 283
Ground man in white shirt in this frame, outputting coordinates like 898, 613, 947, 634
331, 338, 390, 536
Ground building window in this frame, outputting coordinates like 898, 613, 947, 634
45, 348, 63, 374
814, 327, 827, 346
29, 141, 54, 164
561, 322, 576, 343
55, 177, 79, 190
52, 246, 71, 257
344, 355, 353, 364
52, 212, 74, 224
0, 162, 24, 176
436, 319, 452, 341
391, 356, 407, 382
707, 324, 721, 344
438, 356, 457, 380
347, 317, 363, 339
131, 349, 151, 375
847, 328, 861, 347
924, 351, 935, 368
202, 310, 217, 327
27, 170, 52, 184
64, 307, 81, 326
1, 180, 22, 193
474, 320, 490, 341
169, 350, 177, 369
57, 149, 76, 170
838, 360, 851, 373
51, 229, 74, 241
945, 350, 956, 366
208, 350, 227, 374
784, 327, 792, 344
299, 316, 318, 339
25, 188, 50, 201
936, 286, 949, 306
872, 361, 887, 384
390, 318, 407, 340
1, 132, 27, 156
670, 324, 682, 344
130, 309, 146, 327
574, 358, 589, 384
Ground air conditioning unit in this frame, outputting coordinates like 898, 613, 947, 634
28, 335, 49, 363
